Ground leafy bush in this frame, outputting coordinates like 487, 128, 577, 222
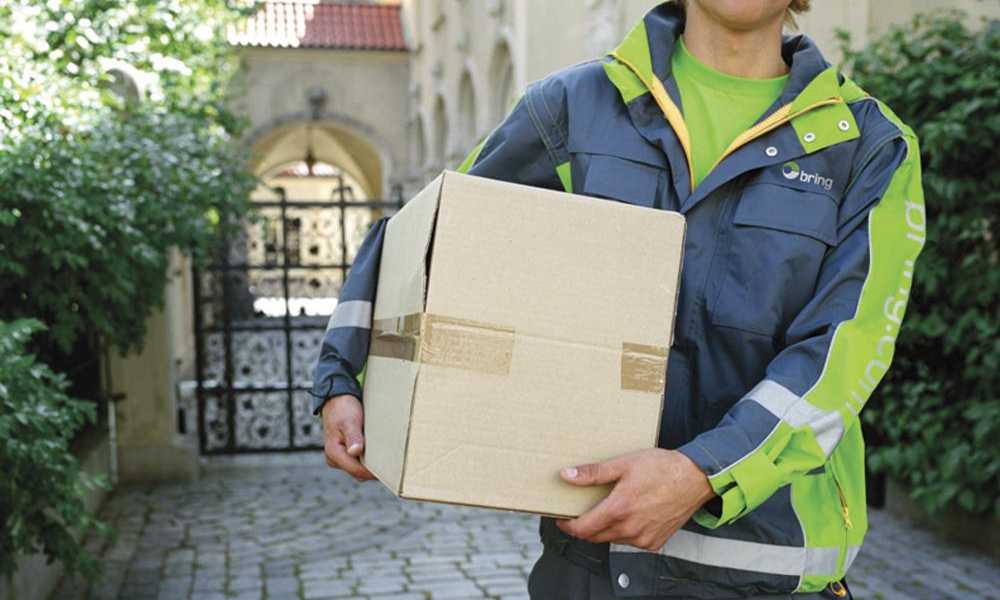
0, 0, 257, 355
842, 13, 1000, 517
0, 105, 256, 354
0, 0, 258, 583
0, 319, 111, 581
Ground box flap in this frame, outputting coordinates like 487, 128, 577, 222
362, 175, 443, 493
372, 174, 442, 321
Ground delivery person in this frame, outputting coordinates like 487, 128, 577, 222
312, 0, 925, 598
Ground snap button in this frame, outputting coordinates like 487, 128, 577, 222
838, 120, 851, 131
617, 572, 631, 588
803, 132, 816, 143
765, 146, 778, 157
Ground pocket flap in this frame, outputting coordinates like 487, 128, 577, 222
733, 183, 838, 246
581, 154, 660, 208
568, 135, 668, 169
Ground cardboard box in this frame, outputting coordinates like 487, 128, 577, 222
361, 171, 685, 517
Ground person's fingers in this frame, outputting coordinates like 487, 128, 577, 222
323, 426, 344, 468
327, 440, 376, 481
353, 462, 376, 481
556, 493, 626, 540
595, 519, 658, 546
560, 456, 628, 486
566, 521, 626, 544
340, 417, 365, 457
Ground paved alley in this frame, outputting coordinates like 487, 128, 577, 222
53, 455, 999, 600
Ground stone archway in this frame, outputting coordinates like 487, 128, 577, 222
412, 114, 427, 170
432, 95, 450, 169
489, 40, 516, 126
245, 111, 394, 198
457, 70, 477, 150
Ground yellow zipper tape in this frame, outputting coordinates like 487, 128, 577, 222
611, 51, 695, 193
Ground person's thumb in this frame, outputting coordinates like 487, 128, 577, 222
341, 419, 365, 457
560, 458, 626, 486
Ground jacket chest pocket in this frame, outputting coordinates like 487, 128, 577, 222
707, 183, 838, 338
578, 153, 664, 208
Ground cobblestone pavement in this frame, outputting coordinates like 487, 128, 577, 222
54, 454, 999, 600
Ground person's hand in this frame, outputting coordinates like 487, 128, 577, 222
321, 394, 376, 481
556, 448, 715, 550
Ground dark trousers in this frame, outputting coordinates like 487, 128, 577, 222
527, 550, 849, 599
530, 519, 853, 600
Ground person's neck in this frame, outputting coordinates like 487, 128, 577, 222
681, 5, 788, 79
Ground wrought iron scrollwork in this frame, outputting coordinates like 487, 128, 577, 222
192, 171, 402, 454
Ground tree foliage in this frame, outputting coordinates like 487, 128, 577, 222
0, 0, 257, 581
842, 12, 1000, 517
1, 0, 257, 355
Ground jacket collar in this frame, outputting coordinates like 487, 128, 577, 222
612, 2, 841, 113
605, 2, 859, 209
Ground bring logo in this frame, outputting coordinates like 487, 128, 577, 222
782, 161, 834, 191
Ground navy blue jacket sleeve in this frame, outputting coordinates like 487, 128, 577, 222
310, 217, 388, 414
465, 89, 566, 190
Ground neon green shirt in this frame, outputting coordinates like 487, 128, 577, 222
672, 38, 789, 188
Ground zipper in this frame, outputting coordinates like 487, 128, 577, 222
610, 51, 695, 192
835, 480, 853, 530
609, 52, 844, 192
830, 466, 852, 581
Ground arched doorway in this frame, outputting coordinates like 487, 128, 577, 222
412, 115, 427, 170
433, 95, 449, 169
457, 70, 477, 150
193, 120, 402, 454
490, 41, 516, 126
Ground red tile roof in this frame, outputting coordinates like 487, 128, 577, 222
228, 1, 407, 51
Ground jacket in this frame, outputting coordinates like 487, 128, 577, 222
311, 3, 926, 597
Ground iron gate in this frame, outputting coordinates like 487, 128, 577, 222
192, 174, 402, 454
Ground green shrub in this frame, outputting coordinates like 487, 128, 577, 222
842, 13, 1000, 517
0, 0, 257, 356
0, 105, 256, 355
0, 0, 258, 583
0, 319, 111, 581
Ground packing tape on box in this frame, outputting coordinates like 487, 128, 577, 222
371, 313, 668, 392
371, 313, 515, 375
369, 313, 423, 361
621, 342, 669, 393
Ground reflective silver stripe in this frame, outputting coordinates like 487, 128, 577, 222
325, 300, 372, 331
804, 546, 839, 576
747, 379, 799, 411
746, 379, 845, 456
611, 532, 841, 577
844, 545, 862, 571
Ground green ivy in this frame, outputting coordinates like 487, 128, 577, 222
0, 319, 111, 581
841, 13, 1000, 517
